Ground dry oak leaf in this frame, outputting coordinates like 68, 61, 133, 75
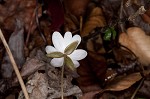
105, 72, 142, 91
81, 7, 106, 37
80, 72, 144, 99
119, 27, 150, 66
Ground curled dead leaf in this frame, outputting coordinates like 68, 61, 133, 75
89, 7, 103, 17
86, 34, 105, 54
81, 7, 106, 37
64, 14, 77, 32
119, 27, 150, 66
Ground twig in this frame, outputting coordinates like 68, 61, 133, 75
25, 7, 36, 46
125, 0, 131, 7
0, 29, 29, 99
119, 0, 126, 32
35, 0, 47, 44
80, 16, 83, 33
128, 6, 146, 21
131, 78, 145, 99
61, 65, 65, 99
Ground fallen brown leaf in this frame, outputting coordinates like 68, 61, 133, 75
77, 52, 107, 93
0, 0, 39, 32
105, 72, 142, 91
119, 27, 150, 66
80, 91, 100, 99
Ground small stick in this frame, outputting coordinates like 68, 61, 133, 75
80, 16, 83, 33
25, 8, 36, 46
131, 78, 144, 99
0, 29, 29, 99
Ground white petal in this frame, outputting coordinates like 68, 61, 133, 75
73, 60, 80, 68
72, 35, 81, 46
45, 46, 57, 54
64, 32, 72, 46
69, 49, 87, 60
52, 31, 65, 52
50, 57, 64, 67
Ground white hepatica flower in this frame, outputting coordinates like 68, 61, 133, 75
45, 31, 87, 70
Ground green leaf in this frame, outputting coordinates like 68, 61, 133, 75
64, 41, 78, 55
64, 56, 75, 71
104, 27, 117, 41
104, 28, 112, 41
46, 52, 64, 58
110, 27, 117, 40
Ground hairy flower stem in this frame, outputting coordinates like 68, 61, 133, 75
61, 64, 65, 99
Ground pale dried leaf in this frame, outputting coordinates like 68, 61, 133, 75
119, 27, 150, 66
18, 68, 82, 99
13, 49, 46, 84
1, 20, 25, 78
20, 58, 45, 78
18, 72, 49, 99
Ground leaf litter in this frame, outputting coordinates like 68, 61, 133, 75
0, 0, 150, 99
